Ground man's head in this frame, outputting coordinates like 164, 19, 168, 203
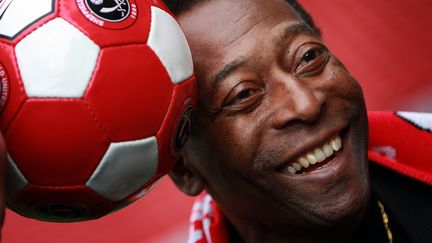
167, 0, 370, 241
163, 0, 320, 35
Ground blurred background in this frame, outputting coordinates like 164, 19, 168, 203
3, 0, 432, 242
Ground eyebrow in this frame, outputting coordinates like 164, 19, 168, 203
210, 58, 246, 91
276, 22, 316, 46
210, 22, 314, 90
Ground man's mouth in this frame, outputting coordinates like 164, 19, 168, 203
283, 135, 342, 174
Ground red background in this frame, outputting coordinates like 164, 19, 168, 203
3, 0, 432, 242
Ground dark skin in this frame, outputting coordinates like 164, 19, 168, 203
169, 0, 370, 242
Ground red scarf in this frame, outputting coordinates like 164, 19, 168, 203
187, 111, 432, 243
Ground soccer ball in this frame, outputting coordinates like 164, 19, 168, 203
0, 0, 195, 221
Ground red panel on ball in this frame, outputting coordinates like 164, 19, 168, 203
0, 43, 26, 132
60, 0, 151, 47
156, 76, 196, 175
84, 45, 173, 142
6, 99, 109, 185
8, 184, 113, 221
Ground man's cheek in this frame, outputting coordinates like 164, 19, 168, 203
211, 123, 252, 162
326, 65, 363, 101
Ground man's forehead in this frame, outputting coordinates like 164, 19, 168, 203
180, 0, 300, 47
178, 0, 302, 76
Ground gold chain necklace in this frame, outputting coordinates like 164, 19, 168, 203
377, 200, 393, 243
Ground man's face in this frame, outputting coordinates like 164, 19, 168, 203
178, 0, 369, 238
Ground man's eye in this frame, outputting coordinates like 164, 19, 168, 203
295, 45, 328, 75
301, 48, 323, 65
235, 88, 256, 101
221, 82, 264, 115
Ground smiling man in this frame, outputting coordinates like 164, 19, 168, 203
163, 0, 432, 242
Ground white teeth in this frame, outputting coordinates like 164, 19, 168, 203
292, 162, 302, 171
298, 157, 310, 168
331, 136, 342, 151
286, 166, 296, 174
284, 135, 342, 174
323, 143, 334, 157
314, 148, 326, 162
306, 153, 317, 164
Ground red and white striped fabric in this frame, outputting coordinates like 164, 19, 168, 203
188, 111, 432, 243
188, 193, 229, 243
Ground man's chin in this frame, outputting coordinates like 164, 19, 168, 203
269, 145, 370, 234
288, 180, 370, 242
322, 178, 370, 227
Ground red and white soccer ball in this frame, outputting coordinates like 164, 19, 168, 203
0, 0, 195, 221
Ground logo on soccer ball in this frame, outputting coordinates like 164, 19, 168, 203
0, 62, 9, 112
174, 105, 193, 151
76, 0, 137, 29
86, 0, 130, 22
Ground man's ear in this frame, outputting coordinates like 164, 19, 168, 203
169, 156, 205, 196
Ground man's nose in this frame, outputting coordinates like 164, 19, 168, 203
269, 77, 324, 129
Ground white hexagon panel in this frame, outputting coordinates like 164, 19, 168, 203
15, 17, 100, 98
147, 6, 193, 85
86, 137, 159, 201
0, 0, 54, 39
